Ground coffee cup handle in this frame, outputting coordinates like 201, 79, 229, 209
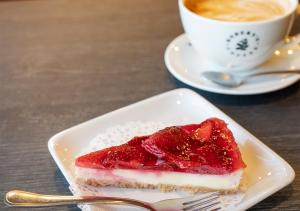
283, 5, 300, 48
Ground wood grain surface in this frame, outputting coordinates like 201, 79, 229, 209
0, 0, 299, 210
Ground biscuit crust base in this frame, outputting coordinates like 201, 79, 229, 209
76, 177, 241, 194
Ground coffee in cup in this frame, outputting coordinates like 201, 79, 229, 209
184, 0, 288, 22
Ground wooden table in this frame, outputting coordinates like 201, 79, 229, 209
0, 0, 299, 210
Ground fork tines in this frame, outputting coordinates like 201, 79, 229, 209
182, 192, 221, 211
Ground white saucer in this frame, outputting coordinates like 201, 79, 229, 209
165, 34, 300, 95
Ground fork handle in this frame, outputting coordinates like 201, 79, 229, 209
5, 190, 155, 210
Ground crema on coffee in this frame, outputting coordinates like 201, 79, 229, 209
185, 0, 288, 22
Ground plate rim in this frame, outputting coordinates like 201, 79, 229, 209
164, 34, 300, 95
48, 88, 295, 210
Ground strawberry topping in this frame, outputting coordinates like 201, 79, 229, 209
76, 118, 246, 174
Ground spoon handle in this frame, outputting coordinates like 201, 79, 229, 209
253, 69, 300, 76
5, 190, 153, 210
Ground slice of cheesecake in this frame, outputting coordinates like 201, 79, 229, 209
75, 118, 246, 193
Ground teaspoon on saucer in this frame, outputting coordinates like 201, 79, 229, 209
202, 70, 300, 87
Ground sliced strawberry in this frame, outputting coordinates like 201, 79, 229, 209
127, 136, 149, 146
141, 126, 207, 170
181, 124, 201, 134
141, 127, 197, 159
193, 120, 213, 142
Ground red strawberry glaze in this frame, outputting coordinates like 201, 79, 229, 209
76, 118, 246, 175
76, 136, 158, 169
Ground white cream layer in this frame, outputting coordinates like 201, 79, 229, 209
76, 167, 243, 190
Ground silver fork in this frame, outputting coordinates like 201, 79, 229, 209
5, 190, 221, 211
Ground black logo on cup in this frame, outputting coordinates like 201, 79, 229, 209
226, 31, 260, 57
236, 39, 249, 51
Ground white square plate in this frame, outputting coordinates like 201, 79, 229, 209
48, 88, 295, 211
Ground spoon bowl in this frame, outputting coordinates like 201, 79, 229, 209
202, 72, 244, 87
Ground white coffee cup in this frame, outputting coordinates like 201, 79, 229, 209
179, 0, 300, 71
